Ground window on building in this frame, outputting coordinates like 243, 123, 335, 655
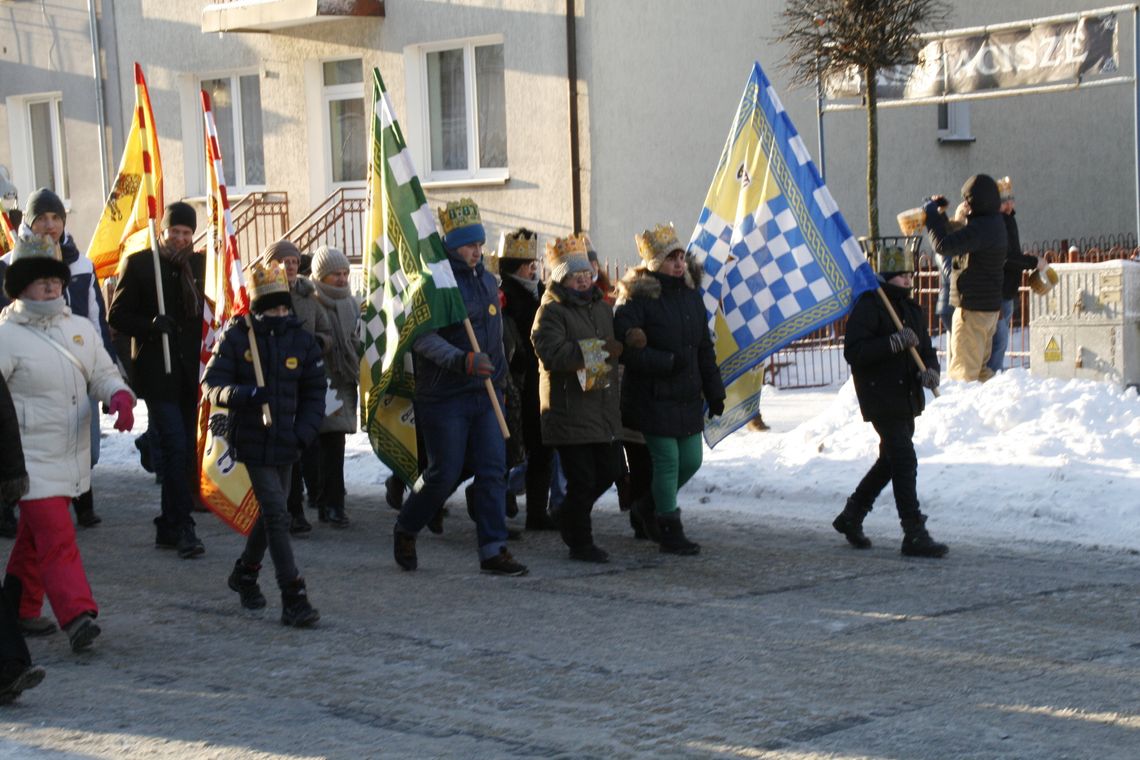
413, 37, 508, 183
322, 59, 366, 185
937, 102, 974, 143
26, 95, 70, 200
201, 73, 266, 190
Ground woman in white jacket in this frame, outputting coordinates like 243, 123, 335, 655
0, 235, 135, 653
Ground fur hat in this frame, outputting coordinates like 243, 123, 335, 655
635, 223, 684, 271
162, 201, 197, 233
261, 239, 302, 266
311, 245, 350, 281
4, 233, 71, 299
437, 198, 485, 252
545, 234, 592, 283
23, 188, 66, 228
248, 260, 292, 313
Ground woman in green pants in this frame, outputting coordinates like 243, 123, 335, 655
613, 223, 725, 555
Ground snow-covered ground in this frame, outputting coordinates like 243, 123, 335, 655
99, 369, 1140, 552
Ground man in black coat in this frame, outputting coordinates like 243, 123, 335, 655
987, 199, 1041, 374
108, 202, 207, 558
924, 173, 1008, 382
832, 244, 948, 558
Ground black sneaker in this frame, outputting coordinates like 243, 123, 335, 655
176, 526, 205, 559
154, 516, 178, 549
0, 665, 45, 705
64, 613, 101, 653
568, 544, 609, 563
480, 548, 528, 576
227, 560, 267, 610
901, 531, 949, 558
385, 475, 405, 511
18, 617, 57, 637
289, 514, 313, 536
393, 527, 417, 571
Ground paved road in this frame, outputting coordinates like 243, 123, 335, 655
0, 464, 1137, 759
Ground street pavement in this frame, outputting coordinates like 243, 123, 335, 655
0, 463, 1137, 759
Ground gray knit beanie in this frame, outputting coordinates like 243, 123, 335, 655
312, 245, 350, 281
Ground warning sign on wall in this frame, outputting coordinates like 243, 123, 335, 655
1044, 336, 1063, 362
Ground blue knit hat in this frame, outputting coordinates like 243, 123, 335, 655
437, 198, 485, 252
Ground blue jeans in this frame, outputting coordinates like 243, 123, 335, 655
146, 399, 196, 529
397, 393, 507, 560
242, 464, 299, 589
987, 298, 1014, 373
549, 452, 566, 510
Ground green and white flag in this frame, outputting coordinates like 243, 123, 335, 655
359, 68, 467, 485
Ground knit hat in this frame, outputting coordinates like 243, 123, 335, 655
545, 234, 592, 284
162, 201, 197, 232
4, 233, 71, 299
23, 188, 66, 228
635, 223, 684, 271
876, 244, 915, 280
248, 260, 292, 313
312, 244, 350, 281
437, 198, 485, 252
261, 239, 302, 266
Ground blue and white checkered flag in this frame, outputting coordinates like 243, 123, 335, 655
690, 61, 878, 446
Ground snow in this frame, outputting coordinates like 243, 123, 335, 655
98, 369, 1140, 552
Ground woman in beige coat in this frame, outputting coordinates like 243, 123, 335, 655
0, 235, 135, 653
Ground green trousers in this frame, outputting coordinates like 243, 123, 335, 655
643, 432, 704, 515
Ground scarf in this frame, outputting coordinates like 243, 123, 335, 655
507, 273, 540, 298
18, 297, 67, 320
313, 280, 359, 386
161, 244, 201, 320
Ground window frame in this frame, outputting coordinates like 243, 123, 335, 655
319, 57, 367, 191
7, 92, 70, 204
198, 70, 267, 194
937, 101, 975, 144
406, 34, 509, 188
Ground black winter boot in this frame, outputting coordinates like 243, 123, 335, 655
634, 496, 662, 543
326, 504, 350, 528
832, 498, 872, 549
384, 475, 405, 511
73, 489, 101, 528
227, 559, 267, 610
900, 515, 948, 558
657, 511, 700, 556
280, 577, 320, 627
393, 527, 417, 571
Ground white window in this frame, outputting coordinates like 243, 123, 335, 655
6, 93, 70, 201
937, 102, 974, 143
406, 36, 508, 185
322, 59, 366, 186
200, 73, 265, 190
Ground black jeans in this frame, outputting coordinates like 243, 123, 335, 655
146, 399, 197, 529
555, 442, 620, 549
521, 386, 554, 516
288, 439, 321, 516
0, 576, 30, 674
851, 416, 921, 526
242, 464, 300, 589
317, 432, 346, 508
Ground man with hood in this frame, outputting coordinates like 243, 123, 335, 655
923, 174, 1007, 382
0, 188, 119, 530
391, 198, 527, 577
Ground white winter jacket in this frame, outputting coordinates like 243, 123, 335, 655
0, 300, 133, 499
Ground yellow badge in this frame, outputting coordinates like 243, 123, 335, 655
488, 304, 498, 316
72, 335, 84, 346
243, 349, 253, 362
285, 357, 299, 370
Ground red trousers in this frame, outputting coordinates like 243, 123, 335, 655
6, 496, 97, 628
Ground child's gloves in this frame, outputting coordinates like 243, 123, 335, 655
235, 385, 268, 408
917, 368, 940, 389
889, 328, 919, 353
465, 352, 495, 378
109, 390, 136, 432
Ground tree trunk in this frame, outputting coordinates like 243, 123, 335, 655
865, 64, 879, 240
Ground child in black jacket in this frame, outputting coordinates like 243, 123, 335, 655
832, 245, 948, 558
203, 262, 327, 625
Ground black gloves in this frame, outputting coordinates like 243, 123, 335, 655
150, 314, 177, 336
889, 328, 919, 354
236, 385, 268, 408
707, 398, 725, 419
670, 352, 688, 374
0, 475, 29, 505
918, 368, 940, 389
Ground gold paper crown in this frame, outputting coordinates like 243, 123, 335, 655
500, 229, 538, 261
10, 233, 61, 265
436, 197, 482, 237
248, 260, 290, 299
635, 223, 682, 262
545, 234, 589, 266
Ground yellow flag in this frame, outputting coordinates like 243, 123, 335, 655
87, 63, 163, 282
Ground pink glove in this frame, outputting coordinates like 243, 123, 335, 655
109, 390, 135, 432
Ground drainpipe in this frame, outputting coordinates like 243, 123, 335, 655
88, 0, 110, 199
565, 0, 582, 234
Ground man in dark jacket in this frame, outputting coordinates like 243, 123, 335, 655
924, 174, 1007, 382
0, 188, 118, 529
832, 245, 947, 558
392, 199, 526, 576
987, 198, 1042, 374
203, 261, 325, 627
108, 202, 207, 558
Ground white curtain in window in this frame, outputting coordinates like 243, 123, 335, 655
475, 44, 507, 169
428, 49, 468, 172
29, 102, 58, 193
240, 75, 265, 185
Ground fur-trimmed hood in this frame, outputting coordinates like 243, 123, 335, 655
615, 256, 703, 305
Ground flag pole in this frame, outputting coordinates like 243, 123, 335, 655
135, 64, 171, 375
462, 318, 510, 438
244, 315, 273, 427
875, 287, 940, 398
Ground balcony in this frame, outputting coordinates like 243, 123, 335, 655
202, 0, 384, 34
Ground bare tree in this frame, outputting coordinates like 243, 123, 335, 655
778, 0, 948, 240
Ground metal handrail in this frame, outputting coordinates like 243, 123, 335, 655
284, 187, 368, 261
192, 191, 290, 266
